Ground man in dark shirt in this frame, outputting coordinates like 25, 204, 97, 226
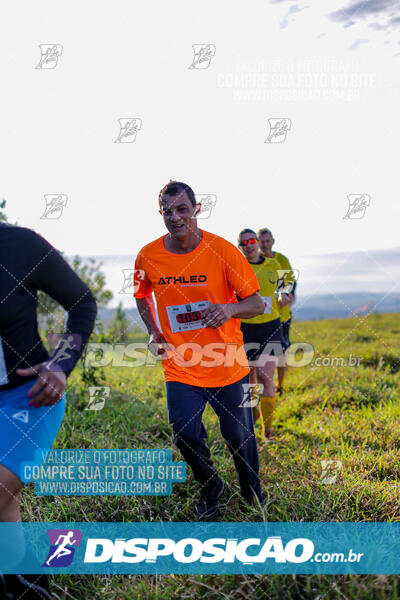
0, 223, 97, 395
0, 223, 97, 599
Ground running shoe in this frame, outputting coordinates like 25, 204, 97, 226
263, 429, 276, 444
262, 430, 282, 446
240, 488, 267, 508
195, 477, 224, 521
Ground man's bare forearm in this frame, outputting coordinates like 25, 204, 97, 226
136, 296, 160, 334
230, 292, 265, 319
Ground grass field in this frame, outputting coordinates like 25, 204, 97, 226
21, 313, 400, 599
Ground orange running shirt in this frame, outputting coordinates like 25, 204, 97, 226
134, 229, 260, 388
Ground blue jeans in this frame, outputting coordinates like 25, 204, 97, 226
166, 374, 262, 499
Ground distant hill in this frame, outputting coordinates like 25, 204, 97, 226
291, 292, 400, 321
98, 292, 400, 329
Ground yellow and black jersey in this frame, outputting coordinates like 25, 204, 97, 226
241, 256, 281, 324
273, 251, 296, 323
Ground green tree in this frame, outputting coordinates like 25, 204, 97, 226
0, 199, 7, 222
108, 301, 131, 343
37, 256, 113, 338
0, 199, 17, 224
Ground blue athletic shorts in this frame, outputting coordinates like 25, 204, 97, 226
0, 379, 66, 483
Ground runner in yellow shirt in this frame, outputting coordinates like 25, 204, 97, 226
237, 229, 285, 442
258, 228, 296, 395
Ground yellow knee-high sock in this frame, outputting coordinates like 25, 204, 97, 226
251, 383, 262, 423
252, 404, 260, 423
260, 395, 276, 432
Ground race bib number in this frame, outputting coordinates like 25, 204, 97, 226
262, 296, 272, 314
166, 301, 211, 333
0, 336, 9, 385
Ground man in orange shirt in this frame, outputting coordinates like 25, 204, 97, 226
134, 180, 266, 520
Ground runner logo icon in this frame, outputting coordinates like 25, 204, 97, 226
42, 529, 82, 567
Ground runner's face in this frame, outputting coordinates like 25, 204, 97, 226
160, 192, 198, 239
259, 233, 274, 255
239, 232, 260, 261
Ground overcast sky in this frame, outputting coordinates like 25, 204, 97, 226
0, 0, 399, 301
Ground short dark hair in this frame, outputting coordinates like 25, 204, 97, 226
158, 180, 196, 208
258, 227, 274, 239
237, 228, 257, 244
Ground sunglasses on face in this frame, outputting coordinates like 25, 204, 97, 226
239, 238, 258, 247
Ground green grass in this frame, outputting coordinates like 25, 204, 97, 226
21, 314, 400, 599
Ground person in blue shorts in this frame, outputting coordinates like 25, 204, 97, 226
0, 222, 97, 599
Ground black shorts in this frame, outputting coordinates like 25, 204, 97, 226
240, 318, 284, 363
281, 318, 291, 352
